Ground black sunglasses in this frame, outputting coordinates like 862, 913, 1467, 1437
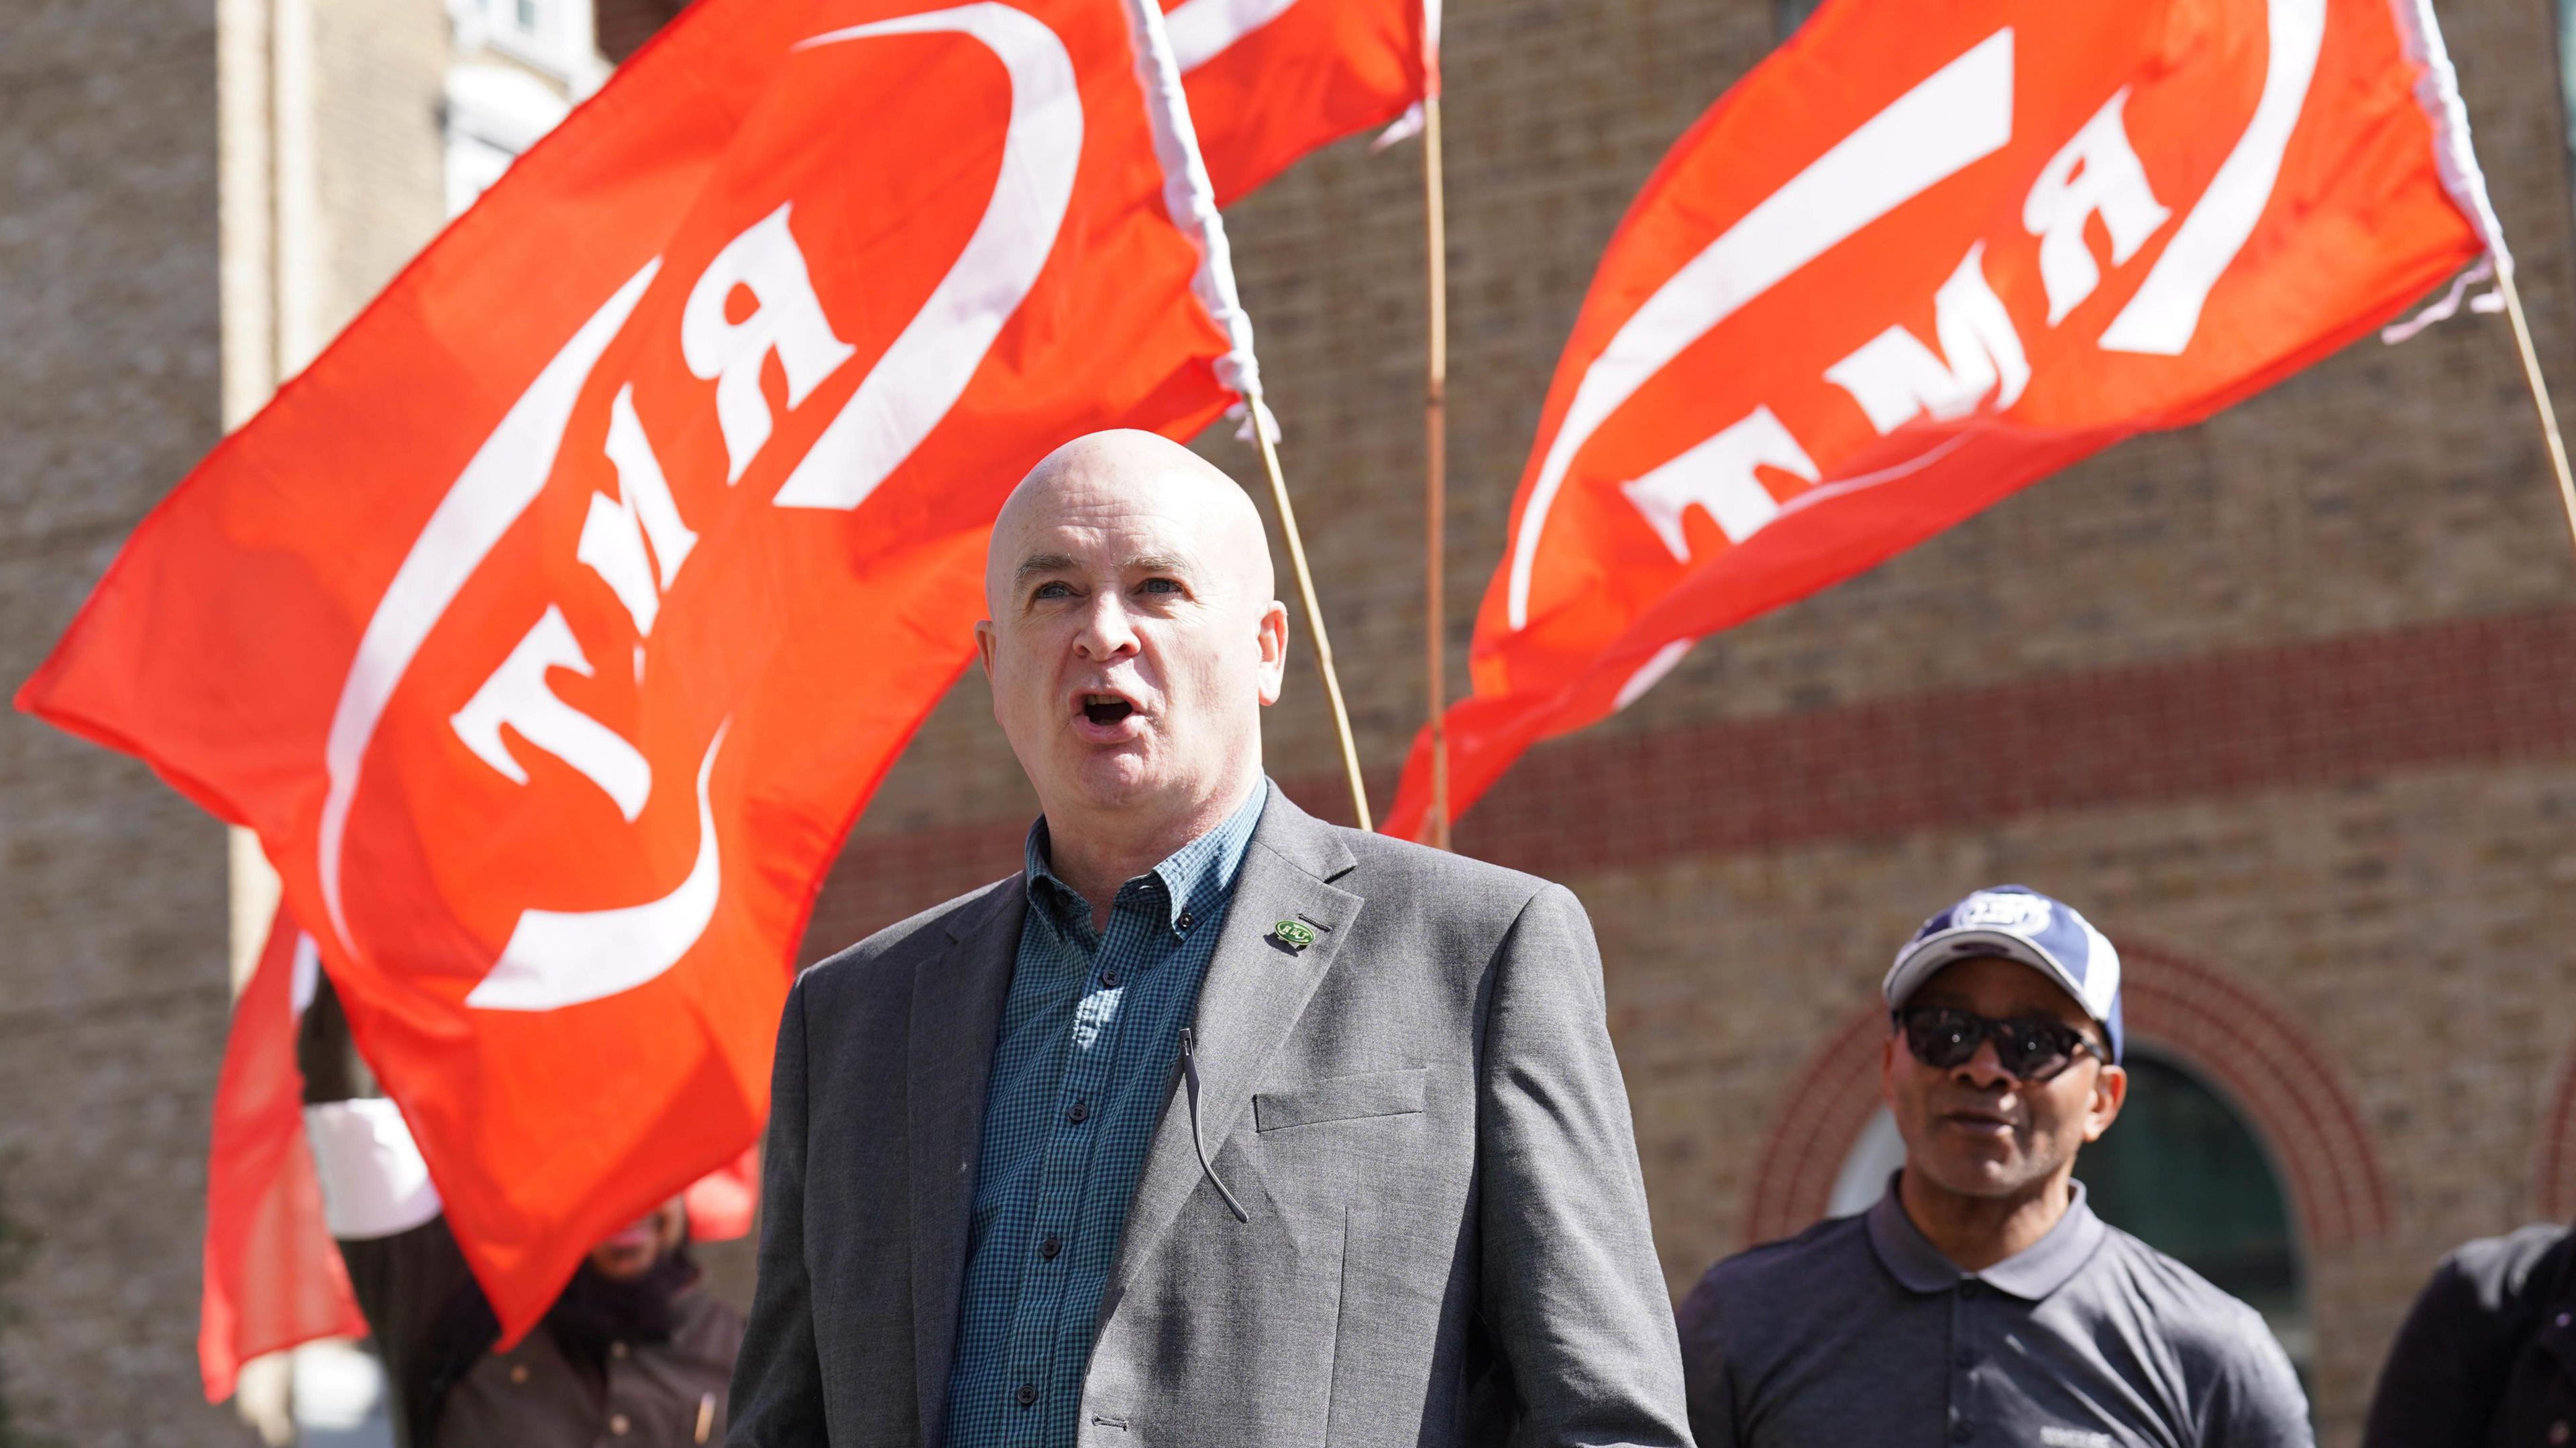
1896, 1005, 2102, 1082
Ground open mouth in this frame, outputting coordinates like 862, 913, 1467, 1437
1080, 693, 1136, 726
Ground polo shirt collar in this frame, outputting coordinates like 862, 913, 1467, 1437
1024, 778, 1271, 937
1866, 1172, 2108, 1302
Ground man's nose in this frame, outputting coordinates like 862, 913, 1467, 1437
1073, 592, 1140, 660
1952, 1038, 2015, 1091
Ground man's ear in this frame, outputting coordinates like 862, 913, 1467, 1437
2082, 1063, 2129, 1143
1254, 599, 1289, 706
974, 619, 998, 683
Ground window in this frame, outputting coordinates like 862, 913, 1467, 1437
444, 129, 519, 218
1826, 1048, 2312, 1382
2078, 1054, 2312, 1382
441, 62, 574, 217
453, 0, 605, 87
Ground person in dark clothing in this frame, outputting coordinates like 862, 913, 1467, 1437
299, 982, 744, 1447
2362, 1223, 2576, 1448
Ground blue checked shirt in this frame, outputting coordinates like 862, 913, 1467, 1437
940, 781, 1269, 1448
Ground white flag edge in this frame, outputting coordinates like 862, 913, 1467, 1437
1119, 0, 1280, 441
2387, 0, 2511, 275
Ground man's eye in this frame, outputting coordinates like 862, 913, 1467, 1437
1032, 581, 1074, 600
1138, 577, 1182, 595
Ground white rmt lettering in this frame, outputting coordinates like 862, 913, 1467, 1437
2021, 89, 2170, 325
679, 204, 857, 484
317, 262, 660, 953
1824, 243, 2030, 435
576, 386, 698, 639
1621, 405, 1819, 561
2099, 0, 2325, 355
770, 5, 1085, 512
468, 723, 731, 1012
450, 606, 652, 821
1503, 28, 2016, 628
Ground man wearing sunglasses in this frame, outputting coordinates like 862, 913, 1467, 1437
1676, 885, 2312, 1447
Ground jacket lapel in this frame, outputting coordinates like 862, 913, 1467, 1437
910, 879, 1024, 1448
1102, 792, 1362, 1315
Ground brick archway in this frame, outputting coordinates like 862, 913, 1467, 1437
1741, 942, 2390, 1248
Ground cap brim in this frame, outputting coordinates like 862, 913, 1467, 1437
1882, 928, 2102, 1027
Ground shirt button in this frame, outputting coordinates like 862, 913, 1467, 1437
1950, 1422, 1972, 1443
610, 1412, 633, 1436
1016, 1384, 1039, 1408
1177, 910, 1195, 930
610, 1341, 629, 1360
1040, 1234, 1063, 1260
1101, 970, 1120, 987
1067, 1100, 1089, 1123
2552, 1423, 2570, 1447
1958, 1281, 1981, 1298
508, 1363, 530, 1385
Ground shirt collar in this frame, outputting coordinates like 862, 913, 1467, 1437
1023, 779, 1271, 938
1865, 1172, 2107, 1302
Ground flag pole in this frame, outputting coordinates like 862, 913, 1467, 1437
1115, 0, 1374, 831
2495, 267, 2576, 562
2391, 1, 2576, 560
1422, 91, 1450, 849
1248, 402, 1375, 831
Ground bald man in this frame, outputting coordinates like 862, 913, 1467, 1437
728, 431, 1692, 1448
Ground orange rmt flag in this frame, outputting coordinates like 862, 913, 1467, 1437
1387, 0, 2502, 840
21, 0, 1320, 1344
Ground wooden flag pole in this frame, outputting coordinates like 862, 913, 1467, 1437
1423, 92, 1452, 850
1248, 402, 1375, 831
1106, 0, 1370, 830
2496, 264, 2576, 562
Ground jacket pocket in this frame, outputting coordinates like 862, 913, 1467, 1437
1254, 1067, 1428, 1132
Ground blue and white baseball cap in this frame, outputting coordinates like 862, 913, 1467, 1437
1882, 886, 2123, 1062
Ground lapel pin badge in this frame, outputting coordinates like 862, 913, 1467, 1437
1271, 919, 1317, 950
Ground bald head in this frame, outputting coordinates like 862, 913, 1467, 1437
987, 429, 1273, 612
975, 431, 1290, 887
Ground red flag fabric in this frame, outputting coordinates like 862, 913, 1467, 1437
201, 903, 754, 1398
1387, 0, 2498, 840
25, 0, 1254, 1338
199, 905, 366, 1402
682, 1145, 761, 1242
1171, 0, 1433, 203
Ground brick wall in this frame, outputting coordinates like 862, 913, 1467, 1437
0, 0, 468, 1439
816, 0, 2576, 1441
0, 2, 242, 1443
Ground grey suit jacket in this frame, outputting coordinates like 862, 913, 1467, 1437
727, 789, 1693, 1448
